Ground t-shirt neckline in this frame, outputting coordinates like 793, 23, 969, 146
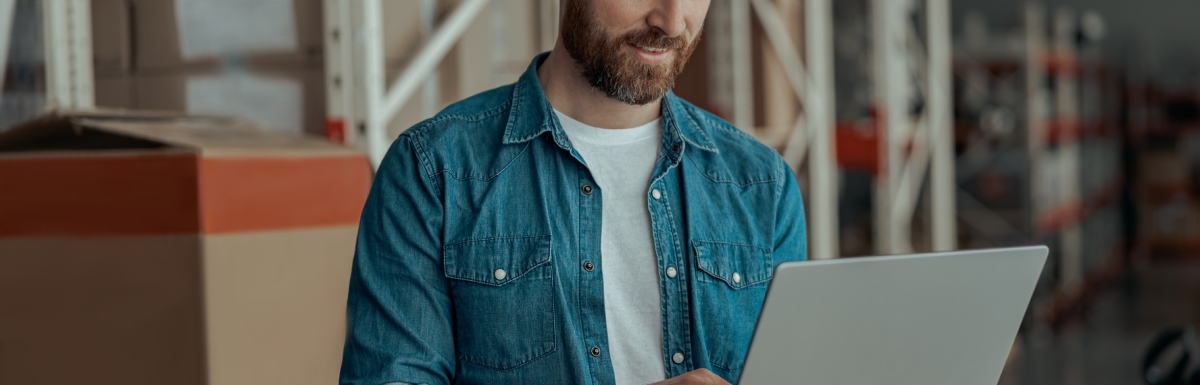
553, 108, 661, 145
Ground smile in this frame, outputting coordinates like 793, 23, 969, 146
627, 44, 673, 65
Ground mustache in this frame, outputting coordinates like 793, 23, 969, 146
619, 28, 689, 51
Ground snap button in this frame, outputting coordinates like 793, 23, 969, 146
666, 266, 677, 278
494, 268, 507, 281
582, 184, 593, 195
590, 346, 602, 357
651, 189, 662, 200
583, 261, 595, 272
671, 143, 681, 153
672, 352, 684, 364
732, 272, 741, 284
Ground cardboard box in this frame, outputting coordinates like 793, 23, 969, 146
94, 75, 136, 109
133, 68, 325, 136
0, 110, 372, 385
1141, 149, 1189, 185
130, 0, 323, 71
92, 0, 133, 76
1138, 198, 1200, 239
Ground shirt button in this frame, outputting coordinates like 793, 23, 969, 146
590, 346, 602, 357
666, 266, 677, 278
672, 352, 684, 364
732, 272, 741, 284
651, 189, 662, 200
583, 261, 595, 272
671, 143, 681, 153
494, 268, 507, 281
581, 184, 593, 195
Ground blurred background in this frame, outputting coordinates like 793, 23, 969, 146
2, 0, 1199, 384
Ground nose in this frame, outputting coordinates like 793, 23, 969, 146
646, 0, 687, 39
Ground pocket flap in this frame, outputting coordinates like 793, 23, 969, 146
693, 240, 772, 289
444, 235, 552, 286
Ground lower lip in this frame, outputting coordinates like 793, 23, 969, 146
627, 44, 673, 65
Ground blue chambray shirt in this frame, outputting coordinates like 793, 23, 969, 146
340, 53, 808, 385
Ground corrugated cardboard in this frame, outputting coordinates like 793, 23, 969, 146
133, 68, 325, 136
202, 226, 357, 384
90, 0, 324, 136
0, 110, 371, 385
1141, 149, 1189, 185
0, 234, 208, 384
95, 75, 136, 109
130, 0, 323, 72
91, 0, 133, 76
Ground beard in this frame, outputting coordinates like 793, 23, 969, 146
560, 0, 702, 105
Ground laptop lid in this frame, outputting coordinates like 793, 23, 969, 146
738, 246, 1048, 384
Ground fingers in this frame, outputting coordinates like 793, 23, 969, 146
652, 368, 731, 385
682, 368, 731, 385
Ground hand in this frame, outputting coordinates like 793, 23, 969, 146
650, 368, 731, 385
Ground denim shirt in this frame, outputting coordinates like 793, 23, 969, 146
340, 53, 808, 385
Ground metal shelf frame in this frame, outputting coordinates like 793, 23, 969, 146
0, 0, 93, 112
726, 0, 840, 260
327, 0, 958, 260
324, 0, 492, 167
871, 0, 958, 255
7, 0, 960, 261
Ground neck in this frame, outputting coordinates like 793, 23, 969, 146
537, 41, 663, 129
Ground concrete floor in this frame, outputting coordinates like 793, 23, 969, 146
999, 259, 1200, 385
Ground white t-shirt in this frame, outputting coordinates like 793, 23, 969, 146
555, 109, 666, 385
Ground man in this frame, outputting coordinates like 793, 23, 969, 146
339, 0, 807, 384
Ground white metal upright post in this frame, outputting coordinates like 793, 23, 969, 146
361, 0, 387, 165
730, 0, 755, 132
805, 0, 839, 259
42, 0, 93, 109
0, 0, 15, 99
927, 0, 957, 251
871, 0, 956, 254
324, 0, 359, 144
748, 0, 840, 259
1054, 7, 1083, 291
1026, 4, 1047, 224
366, 0, 491, 168
873, 0, 911, 254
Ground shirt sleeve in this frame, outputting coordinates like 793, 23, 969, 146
340, 132, 455, 385
773, 157, 809, 263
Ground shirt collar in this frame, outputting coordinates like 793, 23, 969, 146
501, 52, 719, 153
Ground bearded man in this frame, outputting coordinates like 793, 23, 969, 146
339, 0, 807, 384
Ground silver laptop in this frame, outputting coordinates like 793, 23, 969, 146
738, 246, 1048, 384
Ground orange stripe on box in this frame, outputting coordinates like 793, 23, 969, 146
0, 153, 202, 237
198, 156, 372, 234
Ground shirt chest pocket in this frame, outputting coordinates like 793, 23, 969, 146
692, 240, 773, 372
443, 235, 557, 370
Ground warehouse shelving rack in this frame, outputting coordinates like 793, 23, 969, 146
870, 0, 958, 255
677, 0, 959, 258
0, 0, 12, 96
715, 0, 842, 260
953, 3, 1125, 326
0, 0, 95, 115
5, 0, 958, 262
1028, 5, 1125, 325
323, 0, 914, 261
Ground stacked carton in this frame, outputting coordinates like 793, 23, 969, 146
92, 0, 325, 135
1137, 144, 1200, 254
0, 110, 372, 384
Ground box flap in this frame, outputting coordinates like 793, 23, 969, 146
0, 112, 174, 153
0, 109, 363, 157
